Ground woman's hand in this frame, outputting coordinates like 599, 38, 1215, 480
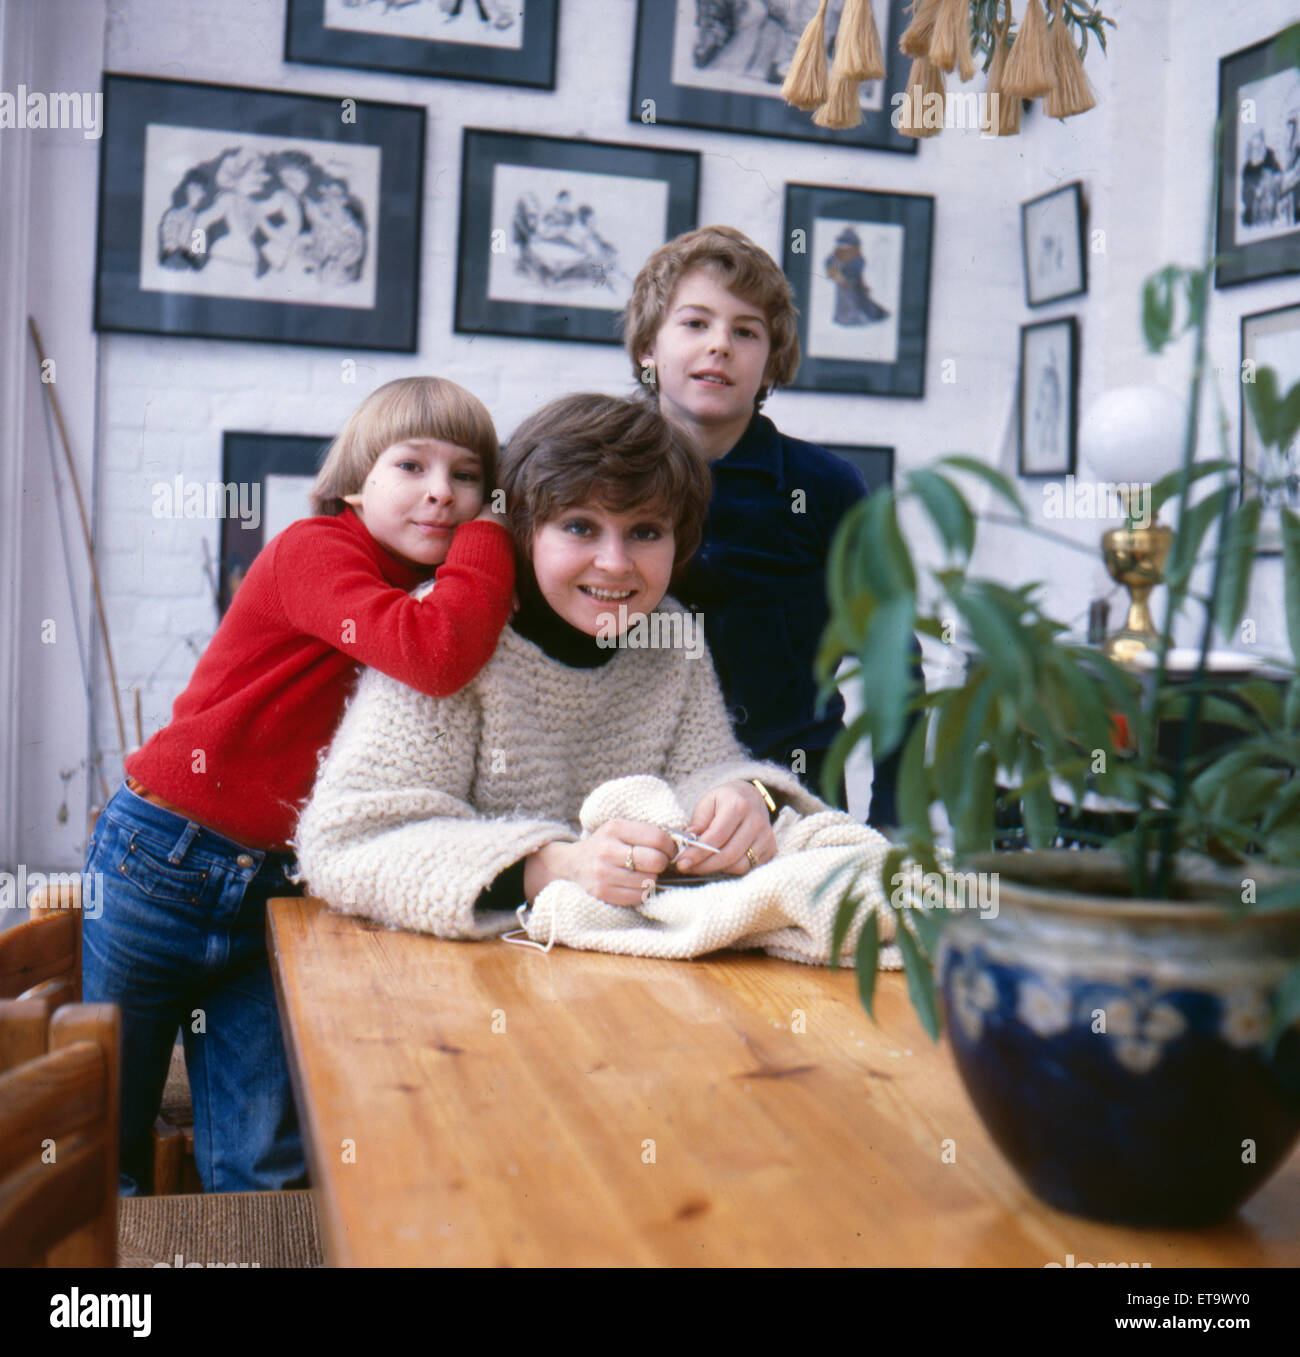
674, 780, 776, 877
523, 820, 677, 908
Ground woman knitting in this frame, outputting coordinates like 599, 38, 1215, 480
294, 393, 902, 965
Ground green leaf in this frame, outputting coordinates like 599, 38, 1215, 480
828, 881, 861, 971
1283, 509, 1300, 667
819, 710, 870, 809
1267, 961, 1300, 1059
1277, 379, 1300, 459
1237, 678, 1284, 728
1149, 459, 1234, 518
1214, 498, 1261, 641
895, 916, 941, 1041
936, 454, 1027, 521
907, 901, 946, 959
896, 712, 931, 838
955, 587, 1034, 700
854, 907, 880, 1017
1017, 739, 1059, 850
1168, 485, 1232, 588
1141, 265, 1180, 353
907, 470, 976, 558
1245, 366, 1281, 449
858, 592, 917, 761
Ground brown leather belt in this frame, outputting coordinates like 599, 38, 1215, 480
124, 777, 287, 854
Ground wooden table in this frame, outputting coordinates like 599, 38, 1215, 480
267, 895, 1300, 1267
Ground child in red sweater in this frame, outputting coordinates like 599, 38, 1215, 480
82, 376, 515, 1195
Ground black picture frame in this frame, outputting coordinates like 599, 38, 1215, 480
455, 128, 700, 345
285, 0, 559, 90
783, 183, 933, 397
1215, 26, 1300, 289
824, 444, 895, 494
1018, 317, 1078, 478
219, 432, 331, 615
1021, 181, 1087, 308
1240, 302, 1300, 555
95, 74, 425, 351
631, 0, 917, 154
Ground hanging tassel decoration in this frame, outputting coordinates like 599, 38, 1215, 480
781, 0, 832, 110
1001, 0, 1054, 99
899, 0, 944, 58
985, 6, 1023, 136
897, 55, 947, 138
929, 0, 976, 82
1044, 0, 1096, 117
830, 0, 887, 83
814, 73, 866, 128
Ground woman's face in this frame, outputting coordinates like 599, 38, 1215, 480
530, 502, 676, 636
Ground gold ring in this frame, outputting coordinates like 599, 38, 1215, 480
746, 848, 758, 870
625, 846, 635, 871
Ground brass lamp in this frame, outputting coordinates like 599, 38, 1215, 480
1101, 520, 1174, 663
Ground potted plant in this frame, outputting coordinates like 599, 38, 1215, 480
815, 112, 1300, 1228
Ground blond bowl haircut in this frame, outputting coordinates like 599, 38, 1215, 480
622, 224, 802, 409
498, 394, 713, 588
309, 376, 499, 516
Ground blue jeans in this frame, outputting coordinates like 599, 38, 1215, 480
81, 781, 308, 1195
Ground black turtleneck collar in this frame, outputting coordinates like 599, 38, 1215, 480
509, 578, 618, 669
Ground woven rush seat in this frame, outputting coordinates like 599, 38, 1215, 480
117, 1190, 324, 1268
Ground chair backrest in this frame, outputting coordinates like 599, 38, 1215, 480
0, 1002, 119, 1267
0, 884, 82, 1003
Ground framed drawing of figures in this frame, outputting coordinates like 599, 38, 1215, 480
1018, 318, 1078, 478
1022, 182, 1087, 307
824, 444, 895, 494
783, 183, 933, 397
219, 432, 330, 614
455, 129, 699, 345
1216, 25, 1300, 288
631, 0, 916, 154
94, 75, 425, 351
285, 0, 558, 90
1241, 303, 1300, 555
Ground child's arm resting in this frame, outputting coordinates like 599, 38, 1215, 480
292, 666, 576, 940
274, 518, 515, 698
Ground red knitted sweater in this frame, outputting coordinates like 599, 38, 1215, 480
124, 508, 515, 849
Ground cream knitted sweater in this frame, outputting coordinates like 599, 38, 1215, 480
293, 595, 898, 960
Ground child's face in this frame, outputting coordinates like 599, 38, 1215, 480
344, 439, 485, 570
530, 502, 676, 637
639, 266, 772, 436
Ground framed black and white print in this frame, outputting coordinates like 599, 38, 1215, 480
825, 444, 894, 494
95, 75, 425, 351
631, 0, 917, 154
455, 129, 700, 345
1241, 304, 1300, 555
1216, 26, 1300, 289
285, 0, 558, 90
783, 183, 933, 397
1018, 318, 1078, 478
219, 432, 330, 614
1021, 182, 1087, 307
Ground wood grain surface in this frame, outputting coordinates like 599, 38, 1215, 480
267, 895, 1300, 1268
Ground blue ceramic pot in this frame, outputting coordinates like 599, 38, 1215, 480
935, 852, 1300, 1226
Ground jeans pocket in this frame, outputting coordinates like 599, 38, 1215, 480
116, 832, 210, 905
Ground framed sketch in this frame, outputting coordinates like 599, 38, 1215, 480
631, 0, 917, 154
783, 183, 933, 397
825, 444, 894, 494
219, 432, 330, 614
1018, 318, 1078, 478
285, 0, 558, 90
1216, 26, 1300, 289
1241, 303, 1300, 555
455, 129, 700, 345
1021, 182, 1087, 307
95, 75, 425, 351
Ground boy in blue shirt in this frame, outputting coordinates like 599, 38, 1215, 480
624, 225, 919, 833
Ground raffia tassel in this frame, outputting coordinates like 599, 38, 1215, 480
985, 21, 1023, 136
897, 56, 946, 138
1044, 0, 1096, 117
781, 0, 832, 110
813, 72, 864, 129
899, 0, 943, 58
1001, 0, 1054, 99
929, 0, 976, 82
830, 0, 886, 82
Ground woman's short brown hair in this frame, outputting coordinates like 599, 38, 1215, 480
500, 394, 712, 584
622, 225, 801, 408
309, 376, 499, 516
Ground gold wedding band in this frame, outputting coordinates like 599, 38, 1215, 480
625, 846, 635, 871
746, 848, 758, 870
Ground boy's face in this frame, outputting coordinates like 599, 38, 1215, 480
344, 439, 485, 570
530, 502, 675, 637
639, 266, 772, 436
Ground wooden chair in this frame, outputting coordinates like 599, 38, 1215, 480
0, 1000, 323, 1268
2, 884, 196, 1193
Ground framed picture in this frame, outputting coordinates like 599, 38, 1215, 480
218, 433, 331, 614
631, 0, 917, 155
783, 183, 933, 397
1241, 303, 1300, 555
285, 0, 558, 90
1021, 182, 1087, 307
1215, 26, 1300, 289
1018, 318, 1078, 478
95, 74, 425, 351
455, 128, 700, 345
824, 444, 894, 494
